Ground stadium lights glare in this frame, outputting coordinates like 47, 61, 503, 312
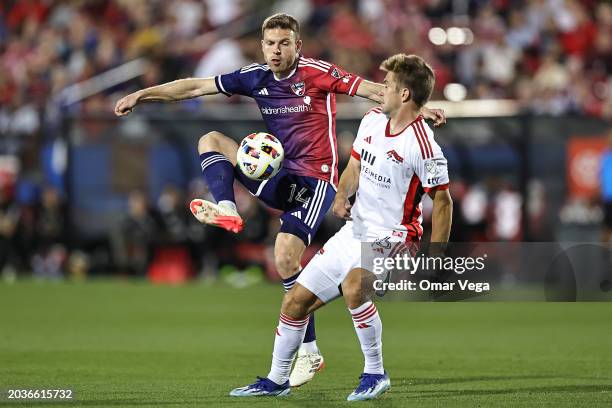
462, 28, 474, 44
444, 83, 468, 102
447, 27, 466, 45
429, 27, 474, 46
428, 27, 447, 45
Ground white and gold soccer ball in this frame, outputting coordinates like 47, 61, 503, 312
237, 132, 284, 180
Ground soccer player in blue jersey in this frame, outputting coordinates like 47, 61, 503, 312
114, 13, 446, 387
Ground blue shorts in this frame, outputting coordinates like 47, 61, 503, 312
234, 166, 336, 246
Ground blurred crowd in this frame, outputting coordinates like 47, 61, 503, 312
2, 0, 612, 140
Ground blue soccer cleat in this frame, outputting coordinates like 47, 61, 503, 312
347, 372, 391, 401
229, 376, 290, 397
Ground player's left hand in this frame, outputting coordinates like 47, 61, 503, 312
332, 196, 352, 221
422, 107, 446, 127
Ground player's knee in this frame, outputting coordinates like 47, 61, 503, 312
281, 291, 308, 320
197, 131, 225, 153
343, 282, 366, 309
275, 253, 300, 278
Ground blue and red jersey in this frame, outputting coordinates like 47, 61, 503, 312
215, 56, 363, 188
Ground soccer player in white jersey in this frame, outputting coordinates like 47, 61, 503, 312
229, 54, 453, 399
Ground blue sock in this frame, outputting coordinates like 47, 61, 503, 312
282, 271, 317, 343
200, 152, 235, 203
303, 313, 316, 343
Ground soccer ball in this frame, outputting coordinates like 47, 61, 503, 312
237, 132, 284, 180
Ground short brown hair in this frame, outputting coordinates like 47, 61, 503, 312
261, 13, 300, 39
380, 54, 435, 108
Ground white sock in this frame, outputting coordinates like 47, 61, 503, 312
298, 340, 319, 355
267, 313, 309, 385
218, 200, 237, 213
349, 301, 384, 375
283, 267, 316, 356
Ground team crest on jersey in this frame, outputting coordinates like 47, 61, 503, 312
291, 81, 305, 96
386, 150, 404, 164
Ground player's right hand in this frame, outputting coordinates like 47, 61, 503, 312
114, 93, 139, 116
332, 196, 352, 221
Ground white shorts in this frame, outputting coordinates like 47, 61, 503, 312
296, 223, 414, 303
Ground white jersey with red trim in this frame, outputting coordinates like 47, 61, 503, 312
349, 108, 449, 241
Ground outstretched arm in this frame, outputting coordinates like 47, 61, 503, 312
114, 77, 219, 116
332, 156, 361, 220
355, 79, 384, 103
354, 80, 447, 127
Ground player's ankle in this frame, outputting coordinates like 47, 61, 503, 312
298, 340, 319, 355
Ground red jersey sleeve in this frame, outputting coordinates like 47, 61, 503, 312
299, 57, 362, 96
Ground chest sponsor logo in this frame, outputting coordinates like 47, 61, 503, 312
386, 150, 404, 164
260, 103, 311, 115
362, 167, 391, 188
291, 81, 306, 96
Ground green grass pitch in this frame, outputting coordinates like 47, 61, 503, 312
1, 280, 611, 407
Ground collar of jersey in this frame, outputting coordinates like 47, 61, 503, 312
386, 114, 423, 138
272, 62, 298, 81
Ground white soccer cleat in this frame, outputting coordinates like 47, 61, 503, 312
289, 352, 325, 387
189, 199, 244, 233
